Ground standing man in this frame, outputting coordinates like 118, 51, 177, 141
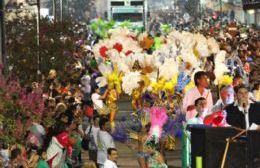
183, 71, 213, 117
86, 116, 100, 165
226, 85, 260, 129
97, 118, 115, 168
104, 148, 118, 168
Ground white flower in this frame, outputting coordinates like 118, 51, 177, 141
194, 33, 210, 57
214, 63, 229, 84
96, 77, 107, 88
98, 63, 113, 76
122, 71, 142, 95
207, 37, 220, 54
215, 50, 227, 64
159, 58, 178, 81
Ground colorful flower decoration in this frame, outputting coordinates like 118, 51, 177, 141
113, 43, 123, 53
99, 46, 108, 58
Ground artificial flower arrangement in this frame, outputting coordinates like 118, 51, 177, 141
92, 27, 227, 100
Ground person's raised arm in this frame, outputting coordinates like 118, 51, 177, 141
99, 89, 108, 100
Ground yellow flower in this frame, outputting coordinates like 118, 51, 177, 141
219, 75, 233, 86
184, 81, 195, 93
142, 75, 150, 87
193, 48, 200, 58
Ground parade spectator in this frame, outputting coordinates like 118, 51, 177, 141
226, 85, 260, 129
92, 86, 108, 113
252, 83, 260, 102
104, 148, 119, 168
186, 97, 207, 124
86, 116, 100, 165
10, 148, 29, 168
183, 71, 213, 116
83, 160, 97, 168
36, 149, 49, 168
0, 143, 9, 167
97, 118, 115, 168
211, 85, 234, 113
232, 75, 243, 87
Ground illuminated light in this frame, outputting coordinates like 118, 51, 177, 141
248, 10, 255, 15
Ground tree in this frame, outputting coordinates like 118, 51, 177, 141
5, 9, 79, 84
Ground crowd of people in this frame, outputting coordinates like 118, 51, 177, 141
0, 17, 259, 168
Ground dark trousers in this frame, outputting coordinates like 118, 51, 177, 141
89, 149, 98, 166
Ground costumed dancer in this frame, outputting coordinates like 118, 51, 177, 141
106, 83, 119, 130
128, 120, 151, 168
160, 91, 176, 154
131, 81, 145, 116
145, 106, 168, 168
128, 95, 152, 168
130, 61, 144, 115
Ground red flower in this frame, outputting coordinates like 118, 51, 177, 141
125, 50, 133, 56
99, 46, 108, 58
113, 43, 123, 53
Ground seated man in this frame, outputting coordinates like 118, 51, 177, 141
186, 97, 208, 124
183, 97, 207, 168
225, 84, 260, 129
211, 85, 234, 113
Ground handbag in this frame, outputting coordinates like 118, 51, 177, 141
94, 103, 110, 115
81, 125, 92, 150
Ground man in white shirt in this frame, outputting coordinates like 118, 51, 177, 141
186, 97, 207, 124
97, 118, 115, 168
104, 148, 118, 168
183, 71, 213, 118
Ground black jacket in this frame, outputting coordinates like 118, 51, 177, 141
226, 102, 260, 129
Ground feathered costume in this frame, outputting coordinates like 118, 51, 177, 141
90, 25, 235, 167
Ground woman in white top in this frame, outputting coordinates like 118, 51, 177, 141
91, 86, 108, 115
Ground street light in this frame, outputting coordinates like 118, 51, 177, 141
28, 0, 41, 81
0, 0, 6, 69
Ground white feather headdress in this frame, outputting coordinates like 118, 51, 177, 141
122, 71, 142, 95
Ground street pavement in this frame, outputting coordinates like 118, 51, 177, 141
82, 140, 182, 168
82, 99, 182, 168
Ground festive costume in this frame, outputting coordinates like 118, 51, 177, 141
106, 88, 118, 128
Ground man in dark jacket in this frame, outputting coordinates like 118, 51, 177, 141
226, 84, 260, 129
